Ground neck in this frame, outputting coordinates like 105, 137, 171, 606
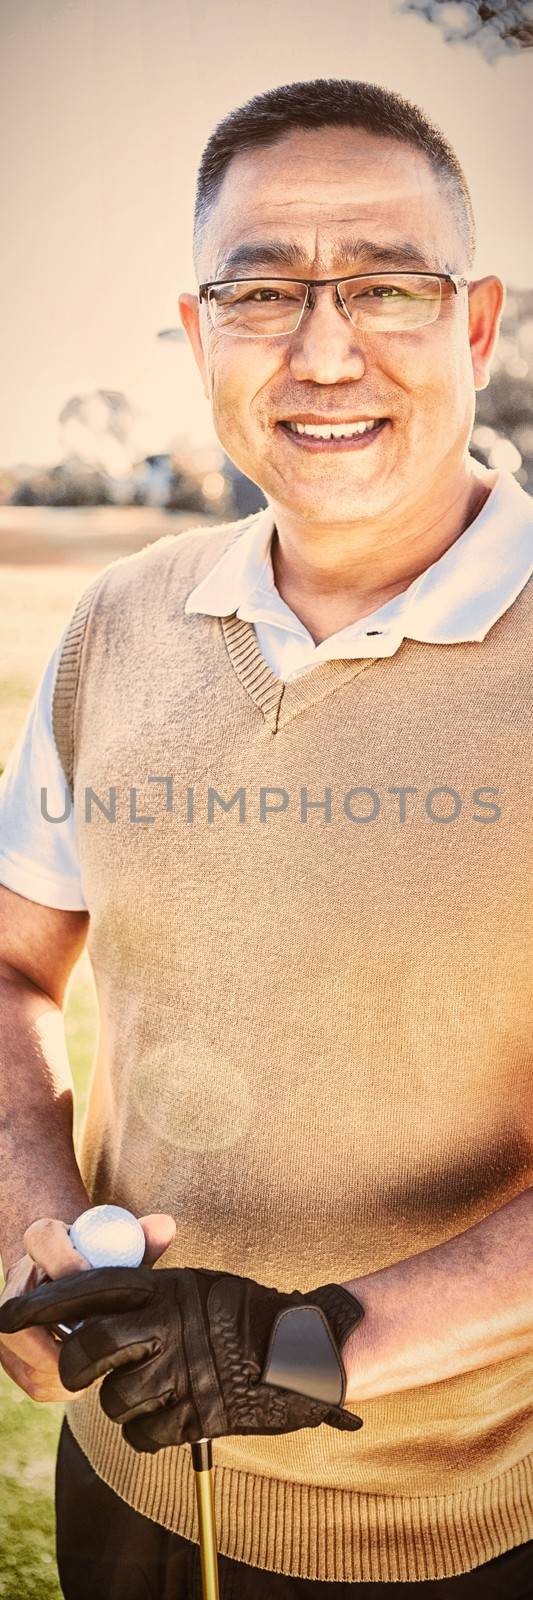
269, 461, 498, 645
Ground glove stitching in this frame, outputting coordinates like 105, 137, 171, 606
210, 1297, 266, 1426
210, 1299, 325, 1431
311, 1284, 365, 1350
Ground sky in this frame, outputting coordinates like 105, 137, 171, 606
1, 0, 532, 466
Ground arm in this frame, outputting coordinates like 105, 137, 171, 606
0, 883, 90, 1271
0, 884, 92, 1398
341, 1188, 533, 1403
0, 885, 177, 1402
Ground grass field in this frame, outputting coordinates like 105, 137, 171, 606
0, 515, 193, 1597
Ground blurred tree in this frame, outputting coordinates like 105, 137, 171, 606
400, 0, 533, 57
59, 391, 137, 500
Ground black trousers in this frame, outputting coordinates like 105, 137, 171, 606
55, 1420, 533, 1599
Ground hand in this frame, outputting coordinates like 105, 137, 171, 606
0, 1263, 364, 1450
0, 1212, 176, 1404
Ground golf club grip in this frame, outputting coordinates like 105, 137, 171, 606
52, 1329, 211, 1461
52, 1326, 212, 1463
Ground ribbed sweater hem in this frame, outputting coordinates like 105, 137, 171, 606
65, 1400, 533, 1583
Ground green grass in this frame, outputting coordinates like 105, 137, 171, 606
0, 1386, 63, 1599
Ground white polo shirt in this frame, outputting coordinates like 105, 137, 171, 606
0, 468, 532, 912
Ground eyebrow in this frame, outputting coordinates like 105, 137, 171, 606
213, 236, 436, 279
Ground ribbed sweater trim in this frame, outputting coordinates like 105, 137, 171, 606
219, 614, 283, 727
52, 573, 103, 794
219, 613, 381, 731
65, 1398, 533, 1583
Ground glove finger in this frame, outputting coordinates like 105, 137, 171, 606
122, 1400, 187, 1454
324, 1404, 364, 1432
0, 1267, 154, 1334
99, 1352, 174, 1423
59, 1317, 160, 1392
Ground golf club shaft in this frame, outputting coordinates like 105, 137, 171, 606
53, 1333, 220, 1594
191, 1438, 220, 1600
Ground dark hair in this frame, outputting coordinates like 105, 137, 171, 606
193, 78, 475, 269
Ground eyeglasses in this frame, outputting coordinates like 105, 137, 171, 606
198, 271, 469, 340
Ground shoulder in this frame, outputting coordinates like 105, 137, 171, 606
50, 512, 263, 658
87, 511, 263, 613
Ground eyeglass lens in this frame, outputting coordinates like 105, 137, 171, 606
207, 274, 443, 337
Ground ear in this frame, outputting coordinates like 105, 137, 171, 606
178, 293, 210, 399
467, 276, 505, 393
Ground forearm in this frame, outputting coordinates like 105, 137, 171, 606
341, 1188, 533, 1404
0, 970, 89, 1272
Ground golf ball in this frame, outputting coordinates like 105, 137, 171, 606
69, 1205, 145, 1268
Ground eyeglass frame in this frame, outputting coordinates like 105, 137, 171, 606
198, 270, 470, 338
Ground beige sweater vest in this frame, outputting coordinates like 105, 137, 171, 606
52, 515, 533, 1583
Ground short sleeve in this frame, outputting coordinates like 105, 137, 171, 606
0, 631, 88, 910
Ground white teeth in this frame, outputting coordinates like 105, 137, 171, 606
286, 420, 381, 439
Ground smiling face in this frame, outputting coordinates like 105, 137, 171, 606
180, 126, 502, 528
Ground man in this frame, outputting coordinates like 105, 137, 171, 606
0, 77, 532, 1598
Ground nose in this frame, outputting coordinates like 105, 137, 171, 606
288, 286, 366, 386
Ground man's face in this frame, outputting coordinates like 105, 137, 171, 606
182, 128, 496, 524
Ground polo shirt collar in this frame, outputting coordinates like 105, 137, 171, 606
185, 471, 533, 645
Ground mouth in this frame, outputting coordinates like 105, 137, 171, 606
276, 417, 389, 450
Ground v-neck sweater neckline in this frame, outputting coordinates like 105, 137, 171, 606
219, 612, 381, 732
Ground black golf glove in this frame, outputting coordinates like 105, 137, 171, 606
0, 1265, 365, 1453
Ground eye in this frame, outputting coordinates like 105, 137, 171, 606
362, 285, 405, 300
247, 288, 285, 303
237, 286, 302, 306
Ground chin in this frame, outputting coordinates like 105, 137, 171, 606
262, 452, 403, 521
279, 484, 398, 524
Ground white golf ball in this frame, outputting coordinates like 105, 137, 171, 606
69, 1205, 145, 1268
